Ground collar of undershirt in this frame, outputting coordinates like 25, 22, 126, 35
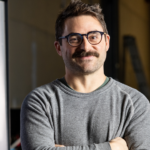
58, 76, 110, 92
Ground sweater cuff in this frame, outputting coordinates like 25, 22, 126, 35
94, 142, 111, 150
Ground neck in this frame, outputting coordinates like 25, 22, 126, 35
65, 67, 106, 93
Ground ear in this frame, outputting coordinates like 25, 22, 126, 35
54, 41, 62, 56
105, 34, 110, 52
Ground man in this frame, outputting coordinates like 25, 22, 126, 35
20, 1, 150, 150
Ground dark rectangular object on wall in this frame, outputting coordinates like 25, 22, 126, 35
101, 0, 119, 79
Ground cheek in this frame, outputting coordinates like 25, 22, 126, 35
62, 49, 71, 60
95, 42, 107, 52
67, 48, 76, 57
92, 45, 102, 52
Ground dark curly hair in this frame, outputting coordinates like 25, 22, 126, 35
55, 0, 108, 44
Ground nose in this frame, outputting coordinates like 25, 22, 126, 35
79, 36, 92, 51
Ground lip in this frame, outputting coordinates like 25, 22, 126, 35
76, 55, 95, 60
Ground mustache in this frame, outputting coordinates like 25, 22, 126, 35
72, 50, 99, 58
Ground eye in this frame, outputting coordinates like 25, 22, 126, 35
91, 36, 97, 39
70, 37, 78, 42
69, 35, 81, 43
88, 32, 100, 42
89, 35, 98, 41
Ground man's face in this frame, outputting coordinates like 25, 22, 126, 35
55, 15, 110, 75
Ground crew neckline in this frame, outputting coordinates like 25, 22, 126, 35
58, 77, 109, 91
53, 77, 114, 98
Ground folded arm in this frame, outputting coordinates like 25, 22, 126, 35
55, 137, 129, 150
21, 93, 111, 150
21, 91, 150, 150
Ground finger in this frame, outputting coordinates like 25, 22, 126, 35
55, 144, 65, 147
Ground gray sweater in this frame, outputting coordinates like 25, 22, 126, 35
21, 78, 150, 150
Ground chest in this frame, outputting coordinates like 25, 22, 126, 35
52, 94, 131, 146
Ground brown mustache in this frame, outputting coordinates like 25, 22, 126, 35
72, 50, 99, 58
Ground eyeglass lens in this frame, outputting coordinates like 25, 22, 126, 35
68, 31, 102, 46
68, 34, 82, 47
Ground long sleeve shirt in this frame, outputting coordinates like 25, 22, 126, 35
21, 78, 150, 150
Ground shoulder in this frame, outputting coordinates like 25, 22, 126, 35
109, 78, 150, 124
110, 78, 150, 109
29, 79, 63, 97
21, 79, 62, 110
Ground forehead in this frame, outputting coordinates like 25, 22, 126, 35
63, 15, 103, 35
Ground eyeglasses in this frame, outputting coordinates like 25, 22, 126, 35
58, 31, 107, 47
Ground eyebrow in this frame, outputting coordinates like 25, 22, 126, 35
68, 30, 100, 35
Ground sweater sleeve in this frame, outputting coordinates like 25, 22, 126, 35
124, 95, 150, 149
20, 91, 111, 150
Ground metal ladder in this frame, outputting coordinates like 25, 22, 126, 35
123, 36, 150, 100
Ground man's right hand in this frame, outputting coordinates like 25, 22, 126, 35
55, 137, 128, 150
55, 144, 65, 147
109, 137, 128, 150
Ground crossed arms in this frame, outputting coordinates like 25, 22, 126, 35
55, 137, 128, 150
20, 88, 150, 150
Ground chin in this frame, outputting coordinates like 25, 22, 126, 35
75, 66, 101, 75
65, 60, 103, 75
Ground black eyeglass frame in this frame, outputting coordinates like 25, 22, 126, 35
58, 31, 107, 47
